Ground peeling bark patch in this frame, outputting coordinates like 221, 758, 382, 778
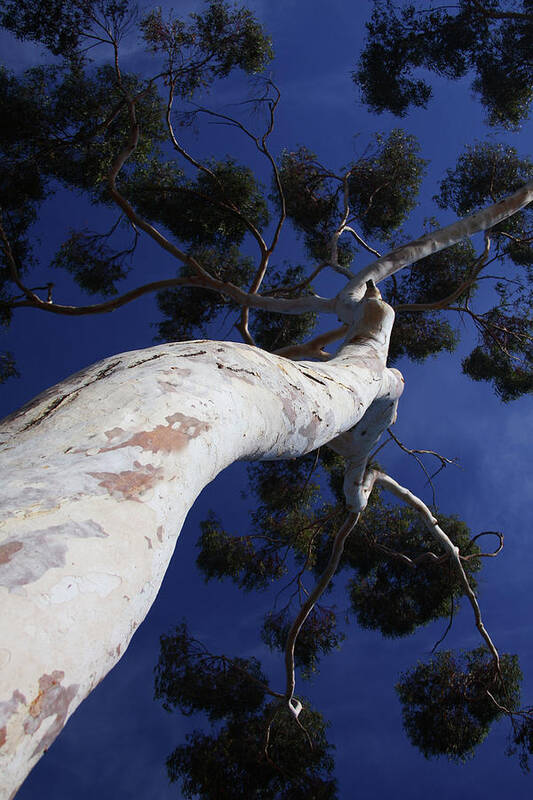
156, 526, 163, 543
0, 541, 23, 564
0, 521, 108, 591
99, 414, 209, 456
104, 427, 125, 441
298, 414, 321, 443
24, 671, 79, 757
89, 463, 163, 501
145, 536, 152, 549
0, 690, 27, 747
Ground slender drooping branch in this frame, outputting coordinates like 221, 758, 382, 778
374, 471, 501, 669
386, 427, 457, 504
283, 511, 360, 713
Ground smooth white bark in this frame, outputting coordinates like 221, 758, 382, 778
336, 178, 533, 316
0, 293, 402, 797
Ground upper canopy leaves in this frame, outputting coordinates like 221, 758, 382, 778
355, 0, 533, 128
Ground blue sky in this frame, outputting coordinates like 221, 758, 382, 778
2, 1, 532, 797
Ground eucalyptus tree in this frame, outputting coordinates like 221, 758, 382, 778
0, 1, 532, 797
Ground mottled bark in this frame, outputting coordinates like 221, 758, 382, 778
0, 291, 401, 797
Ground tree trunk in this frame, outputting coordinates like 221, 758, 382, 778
0, 293, 402, 796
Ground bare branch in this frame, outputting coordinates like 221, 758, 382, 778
283, 512, 360, 710
386, 427, 458, 505
394, 232, 492, 313
341, 179, 533, 299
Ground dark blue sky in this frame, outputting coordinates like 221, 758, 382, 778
2, 1, 532, 798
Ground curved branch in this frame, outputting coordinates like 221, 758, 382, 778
394, 233, 492, 313
283, 512, 360, 707
374, 471, 501, 669
341, 179, 533, 299
11, 274, 335, 317
165, 84, 269, 261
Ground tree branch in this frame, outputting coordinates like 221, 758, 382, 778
374, 471, 501, 669
338, 179, 533, 309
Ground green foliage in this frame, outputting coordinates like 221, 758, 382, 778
437, 142, 533, 218
278, 130, 425, 261
0, 351, 17, 384
346, 499, 481, 637
154, 622, 267, 721
277, 147, 355, 265
436, 142, 533, 265
462, 309, 533, 401
0, 59, 165, 284
348, 129, 426, 239
382, 239, 477, 362
261, 606, 344, 678
390, 238, 477, 305
196, 453, 323, 590
508, 714, 533, 772
126, 157, 268, 249
397, 648, 522, 761
155, 624, 337, 799
356, 1, 533, 128
52, 227, 133, 295
0, 0, 131, 56
434, 143, 533, 398
155, 246, 255, 342
167, 703, 337, 800
196, 513, 287, 591
141, 1, 272, 91
387, 312, 458, 364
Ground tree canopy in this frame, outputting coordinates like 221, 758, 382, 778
1, 1, 533, 797
356, 0, 533, 129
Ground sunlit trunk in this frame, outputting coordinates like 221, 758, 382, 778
0, 291, 402, 797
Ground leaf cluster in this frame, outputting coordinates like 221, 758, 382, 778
196, 453, 324, 591
347, 129, 426, 239
261, 606, 344, 679
155, 246, 255, 343
383, 237, 479, 363
463, 307, 533, 401
141, 1, 273, 92
355, 0, 533, 128
155, 623, 337, 799
346, 503, 481, 637
397, 647, 522, 761
277, 147, 354, 266
125, 157, 269, 250
154, 622, 267, 721
0, 0, 131, 57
